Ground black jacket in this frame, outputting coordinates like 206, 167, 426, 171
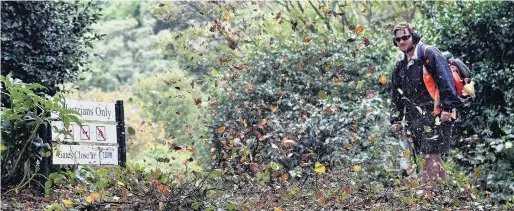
390, 43, 460, 124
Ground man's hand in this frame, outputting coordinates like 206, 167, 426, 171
441, 111, 452, 122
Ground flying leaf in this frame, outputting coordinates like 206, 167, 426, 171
259, 3, 264, 9
424, 126, 432, 133
156, 157, 170, 163
356, 26, 364, 36
362, 9, 366, 15
318, 90, 328, 99
415, 106, 423, 115
217, 126, 226, 134
435, 116, 441, 126
347, 38, 357, 42
353, 165, 362, 172
314, 162, 326, 174
379, 75, 387, 84
270, 105, 278, 112
368, 67, 375, 73
223, 11, 230, 21
397, 88, 404, 95
356, 80, 364, 89
274, 12, 281, 20
128, 127, 136, 136
403, 150, 411, 158
344, 186, 351, 194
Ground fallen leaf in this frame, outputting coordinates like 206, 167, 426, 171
259, 3, 264, 9
42, 195, 53, 202
349, 25, 355, 30
86, 192, 99, 203
364, 38, 370, 46
211, 68, 217, 75
282, 139, 296, 147
303, 37, 312, 43
353, 165, 362, 172
62, 199, 73, 207
280, 173, 289, 181
314, 162, 326, 174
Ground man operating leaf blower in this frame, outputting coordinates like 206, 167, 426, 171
389, 22, 473, 184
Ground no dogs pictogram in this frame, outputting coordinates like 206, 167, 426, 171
96, 126, 106, 141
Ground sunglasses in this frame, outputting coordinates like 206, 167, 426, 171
394, 35, 411, 42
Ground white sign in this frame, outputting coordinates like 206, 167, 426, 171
52, 145, 118, 165
51, 99, 116, 122
51, 121, 117, 144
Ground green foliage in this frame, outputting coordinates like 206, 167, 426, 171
1, 73, 81, 189
0, 1, 102, 97
78, 2, 175, 91
420, 1, 514, 203
208, 19, 402, 182
131, 70, 211, 164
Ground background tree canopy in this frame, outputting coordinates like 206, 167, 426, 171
1, 1, 102, 97
1, 1, 513, 209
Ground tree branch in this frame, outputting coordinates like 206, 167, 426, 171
297, 1, 305, 13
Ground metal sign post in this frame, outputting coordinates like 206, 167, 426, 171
40, 99, 127, 191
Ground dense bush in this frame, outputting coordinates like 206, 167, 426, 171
1, 1, 102, 97
209, 25, 405, 182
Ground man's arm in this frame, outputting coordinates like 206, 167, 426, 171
425, 47, 460, 112
390, 61, 404, 124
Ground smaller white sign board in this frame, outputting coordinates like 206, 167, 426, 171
53, 145, 118, 165
51, 99, 116, 122
51, 121, 117, 144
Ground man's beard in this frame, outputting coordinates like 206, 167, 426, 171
401, 45, 415, 53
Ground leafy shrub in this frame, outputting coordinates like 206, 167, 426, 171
1, 73, 80, 190
1, 1, 102, 97
209, 27, 405, 182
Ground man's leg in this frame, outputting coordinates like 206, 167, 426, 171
421, 154, 446, 184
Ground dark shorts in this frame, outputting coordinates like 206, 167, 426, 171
405, 107, 454, 155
